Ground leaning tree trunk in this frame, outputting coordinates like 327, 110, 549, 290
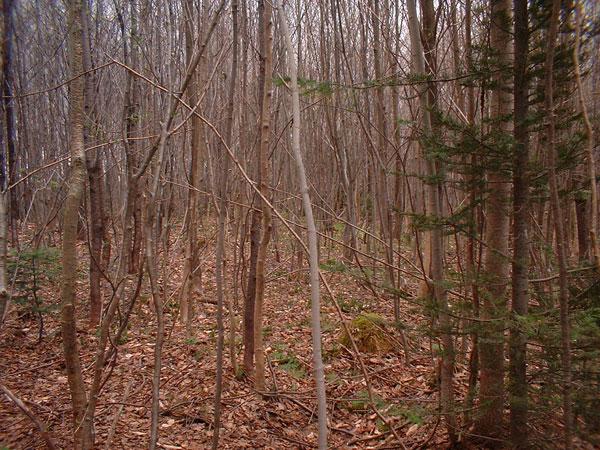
61, 0, 92, 447
277, 2, 328, 447
146, 127, 168, 450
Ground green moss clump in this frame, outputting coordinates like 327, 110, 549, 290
339, 313, 393, 354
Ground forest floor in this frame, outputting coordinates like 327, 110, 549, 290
0, 233, 486, 449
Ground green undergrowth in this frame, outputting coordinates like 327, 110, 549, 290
347, 390, 425, 431
271, 344, 306, 379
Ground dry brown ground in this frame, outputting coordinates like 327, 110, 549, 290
0, 236, 522, 449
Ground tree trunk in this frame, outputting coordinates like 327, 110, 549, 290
474, 0, 512, 443
253, 0, 273, 392
121, 0, 141, 281
544, 0, 573, 446
0, 0, 15, 325
509, 0, 530, 445
81, 0, 105, 328
146, 128, 167, 450
61, 0, 92, 447
244, 208, 259, 374
213, 1, 238, 447
278, 2, 328, 447
180, 0, 205, 334
573, 3, 599, 271
406, 0, 456, 443
2, 0, 18, 227
463, 0, 481, 427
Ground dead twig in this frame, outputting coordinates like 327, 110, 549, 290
104, 377, 134, 450
0, 383, 58, 450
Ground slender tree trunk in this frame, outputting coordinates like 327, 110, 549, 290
463, 0, 481, 427
575, 189, 590, 261
118, 0, 140, 285
213, 1, 238, 447
244, 209, 259, 374
146, 110, 171, 450
81, 0, 105, 328
253, 0, 273, 392
181, 0, 205, 334
0, 187, 5, 330
240, 0, 256, 377
573, 2, 599, 271
544, 0, 573, 446
0, 0, 15, 325
61, 0, 92, 447
278, 3, 328, 447
509, 0, 530, 445
370, 0, 394, 317
0, 189, 6, 326
406, 0, 456, 443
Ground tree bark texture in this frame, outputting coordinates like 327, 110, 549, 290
475, 0, 512, 443
61, 0, 92, 447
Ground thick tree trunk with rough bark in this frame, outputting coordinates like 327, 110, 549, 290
475, 0, 512, 443
509, 0, 530, 445
2, 0, 17, 226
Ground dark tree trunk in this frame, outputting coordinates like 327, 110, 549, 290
475, 0, 512, 443
81, 0, 105, 328
243, 209, 259, 374
2, 0, 18, 226
509, 0, 530, 445
575, 192, 590, 262
544, 0, 573, 446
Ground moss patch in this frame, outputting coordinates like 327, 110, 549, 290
339, 313, 393, 354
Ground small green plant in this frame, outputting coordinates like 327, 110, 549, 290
234, 366, 246, 380
8, 247, 61, 341
348, 390, 424, 427
321, 319, 336, 333
323, 342, 340, 363
348, 390, 385, 411
325, 371, 341, 386
319, 259, 348, 273
271, 345, 306, 379
333, 222, 344, 235
117, 327, 129, 345
185, 337, 199, 345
